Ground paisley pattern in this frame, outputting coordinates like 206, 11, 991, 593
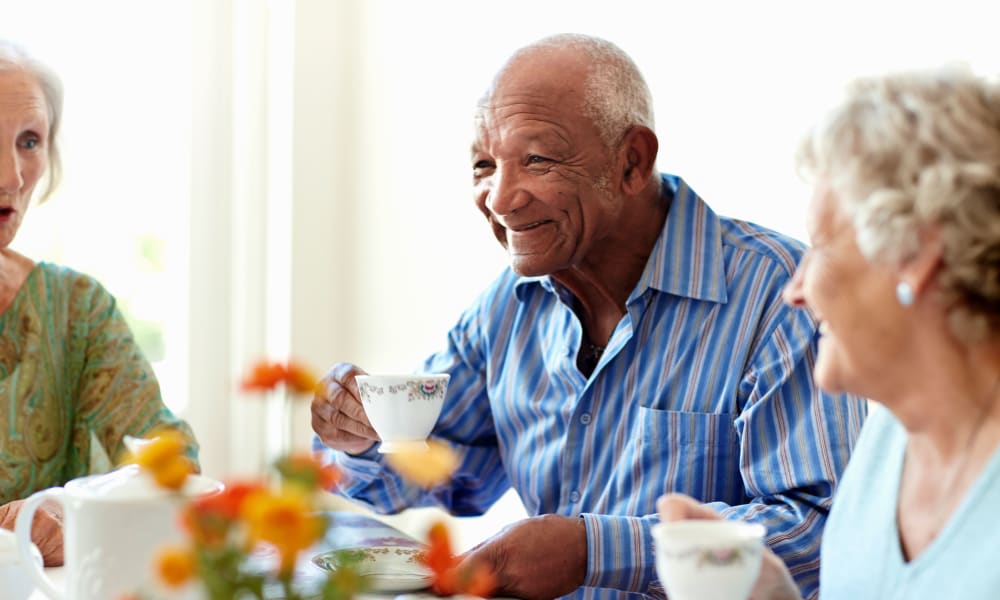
0, 262, 198, 503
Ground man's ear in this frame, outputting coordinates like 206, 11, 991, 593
618, 125, 658, 195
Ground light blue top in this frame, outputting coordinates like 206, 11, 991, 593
820, 403, 1000, 599
316, 174, 868, 600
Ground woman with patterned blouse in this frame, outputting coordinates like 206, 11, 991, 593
0, 40, 199, 566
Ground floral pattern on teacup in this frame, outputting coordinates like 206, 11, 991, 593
660, 545, 760, 569
407, 380, 447, 402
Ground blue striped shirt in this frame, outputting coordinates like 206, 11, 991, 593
316, 174, 867, 600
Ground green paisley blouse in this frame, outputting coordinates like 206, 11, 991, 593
0, 262, 199, 503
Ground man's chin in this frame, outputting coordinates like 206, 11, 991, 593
507, 255, 555, 278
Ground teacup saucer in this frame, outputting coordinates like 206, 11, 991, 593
312, 546, 432, 592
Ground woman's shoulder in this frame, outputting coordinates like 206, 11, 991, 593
33, 262, 114, 302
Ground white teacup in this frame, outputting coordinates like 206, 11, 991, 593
652, 519, 765, 600
356, 373, 449, 453
15, 464, 223, 600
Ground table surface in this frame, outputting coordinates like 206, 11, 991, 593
31, 566, 504, 600
26, 511, 508, 600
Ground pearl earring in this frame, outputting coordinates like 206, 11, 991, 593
896, 281, 914, 306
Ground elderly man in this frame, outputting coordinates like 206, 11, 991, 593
312, 33, 866, 600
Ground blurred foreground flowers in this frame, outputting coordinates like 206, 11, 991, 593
127, 434, 357, 600
127, 357, 494, 599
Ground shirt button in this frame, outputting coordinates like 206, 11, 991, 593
580, 413, 592, 425
570, 490, 581, 502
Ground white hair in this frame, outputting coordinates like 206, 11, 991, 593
504, 33, 656, 150
798, 66, 1000, 341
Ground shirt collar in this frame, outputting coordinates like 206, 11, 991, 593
512, 173, 728, 305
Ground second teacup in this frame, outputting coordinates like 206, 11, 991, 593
652, 519, 765, 600
356, 373, 449, 452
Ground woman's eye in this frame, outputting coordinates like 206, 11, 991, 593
19, 136, 40, 150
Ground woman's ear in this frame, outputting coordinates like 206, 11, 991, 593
618, 126, 658, 195
898, 226, 944, 299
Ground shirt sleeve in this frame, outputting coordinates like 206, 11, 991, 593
713, 302, 866, 600
315, 289, 511, 516
581, 513, 663, 597
73, 280, 200, 471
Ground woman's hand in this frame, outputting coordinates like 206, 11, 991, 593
656, 494, 803, 600
0, 498, 64, 566
310, 362, 381, 455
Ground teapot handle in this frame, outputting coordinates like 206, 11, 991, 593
14, 488, 66, 600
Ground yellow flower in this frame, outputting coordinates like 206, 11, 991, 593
385, 440, 459, 488
242, 488, 326, 574
155, 544, 197, 588
128, 430, 194, 490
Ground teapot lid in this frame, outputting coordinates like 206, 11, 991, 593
65, 464, 222, 501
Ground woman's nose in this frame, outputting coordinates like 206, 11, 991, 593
0, 147, 24, 195
783, 259, 808, 308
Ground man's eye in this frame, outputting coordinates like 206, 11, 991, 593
473, 160, 493, 170
527, 155, 548, 164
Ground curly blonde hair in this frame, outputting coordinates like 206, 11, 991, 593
798, 66, 1000, 342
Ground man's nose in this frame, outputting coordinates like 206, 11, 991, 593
485, 163, 530, 216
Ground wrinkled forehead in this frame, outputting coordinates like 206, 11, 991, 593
0, 68, 50, 127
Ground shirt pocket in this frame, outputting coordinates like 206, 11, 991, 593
638, 407, 736, 447
633, 407, 741, 501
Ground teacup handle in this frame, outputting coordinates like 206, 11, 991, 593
14, 488, 66, 600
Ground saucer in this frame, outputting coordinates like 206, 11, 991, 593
312, 545, 432, 592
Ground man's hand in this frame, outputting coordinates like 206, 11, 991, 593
657, 494, 803, 600
0, 498, 64, 566
311, 362, 381, 455
458, 514, 588, 600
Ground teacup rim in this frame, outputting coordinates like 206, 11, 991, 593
356, 373, 450, 381
651, 519, 766, 542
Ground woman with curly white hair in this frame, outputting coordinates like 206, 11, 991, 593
658, 66, 1000, 599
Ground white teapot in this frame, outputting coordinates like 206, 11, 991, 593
14, 464, 222, 600
0, 528, 41, 600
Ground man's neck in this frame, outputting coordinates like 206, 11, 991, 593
553, 182, 669, 345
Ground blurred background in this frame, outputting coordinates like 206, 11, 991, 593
3, 0, 998, 548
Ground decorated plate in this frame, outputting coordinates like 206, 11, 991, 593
312, 545, 432, 592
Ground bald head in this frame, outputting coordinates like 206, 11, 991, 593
483, 33, 655, 149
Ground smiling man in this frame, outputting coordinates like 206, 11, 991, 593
311, 33, 867, 600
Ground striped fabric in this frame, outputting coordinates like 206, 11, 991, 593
317, 174, 868, 600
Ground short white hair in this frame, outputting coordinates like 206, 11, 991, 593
798, 66, 1000, 341
508, 33, 655, 149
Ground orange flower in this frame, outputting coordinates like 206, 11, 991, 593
242, 488, 326, 574
155, 544, 197, 588
385, 440, 459, 488
284, 360, 320, 395
182, 480, 266, 548
128, 430, 194, 490
422, 521, 496, 597
240, 360, 288, 392
240, 358, 320, 396
275, 452, 340, 492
